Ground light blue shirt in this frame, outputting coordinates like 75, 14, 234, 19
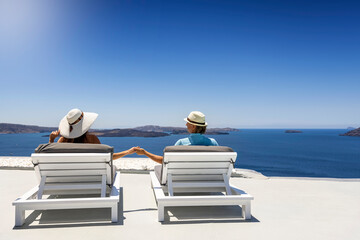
174, 133, 219, 146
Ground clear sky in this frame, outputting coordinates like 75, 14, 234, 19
0, 0, 359, 129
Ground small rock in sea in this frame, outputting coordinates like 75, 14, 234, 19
285, 130, 302, 133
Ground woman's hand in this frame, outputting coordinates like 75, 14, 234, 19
49, 130, 60, 143
134, 147, 146, 155
127, 147, 139, 155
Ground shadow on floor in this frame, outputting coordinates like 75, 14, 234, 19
161, 205, 259, 224
124, 208, 157, 213
13, 188, 124, 229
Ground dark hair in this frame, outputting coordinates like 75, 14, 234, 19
72, 132, 88, 143
194, 126, 207, 134
61, 132, 88, 143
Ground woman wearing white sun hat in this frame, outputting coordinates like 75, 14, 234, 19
49, 108, 100, 144
49, 108, 137, 159
134, 111, 219, 163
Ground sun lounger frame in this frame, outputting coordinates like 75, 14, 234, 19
150, 151, 254, 222
12, 153, 120, 227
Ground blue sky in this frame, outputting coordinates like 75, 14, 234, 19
0, 0, 359, 129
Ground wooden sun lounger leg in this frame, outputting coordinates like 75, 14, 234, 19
150, 172, 166, 221
111, 203, 118, 223
110, 171, 120, 223
15, 206, 25, 227
13, 186, 38, 227
158, 202, 165, 222
242, 200, 251, 220
101, 174, 106, 197
37, 176, 46, 199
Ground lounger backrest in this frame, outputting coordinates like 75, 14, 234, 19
32, 143, 114, 188
161, 146, 236, 185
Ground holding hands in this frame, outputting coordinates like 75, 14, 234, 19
133, 147, 146, 155
114, 146, 163, 163
124, 146, 146, 155
127, 147, 138, 155
132, 146, 163, 164
113, 146, 149, 159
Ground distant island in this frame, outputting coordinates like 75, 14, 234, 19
340, 127, 360, 137
91, 129, 169, 137
0, 123, 239, 138
285, 130, 302, 133
139, 125, 238, 135
0, 123, 56, 134
133, 125, 240, 134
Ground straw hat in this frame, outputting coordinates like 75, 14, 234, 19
59, 109, 98, 139
184, 111, 208, 127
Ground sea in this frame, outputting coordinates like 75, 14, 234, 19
1, 129, 359, 178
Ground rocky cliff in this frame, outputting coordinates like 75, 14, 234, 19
0, 123, 56, 134
340, 128, 360, 137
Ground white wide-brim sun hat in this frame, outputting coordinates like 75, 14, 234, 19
59, 108, 98, 139
184, 111, 208, 127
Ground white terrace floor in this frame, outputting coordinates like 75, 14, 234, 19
1, 168, 360, 240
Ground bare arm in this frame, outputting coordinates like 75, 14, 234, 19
58, 137, 67, 142
135, 147, 163, 164
113, 147, 137, 160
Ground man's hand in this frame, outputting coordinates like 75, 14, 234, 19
134, 147, 146, 155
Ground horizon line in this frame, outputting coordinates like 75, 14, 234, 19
0, 122, 357, 130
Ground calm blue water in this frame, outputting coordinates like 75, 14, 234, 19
1, 129, 359, 178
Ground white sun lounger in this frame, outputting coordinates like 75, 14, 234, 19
150, 146, 254, 222
12, 143, 120, 227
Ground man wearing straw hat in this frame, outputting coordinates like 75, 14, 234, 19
134, 111, 219, 163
